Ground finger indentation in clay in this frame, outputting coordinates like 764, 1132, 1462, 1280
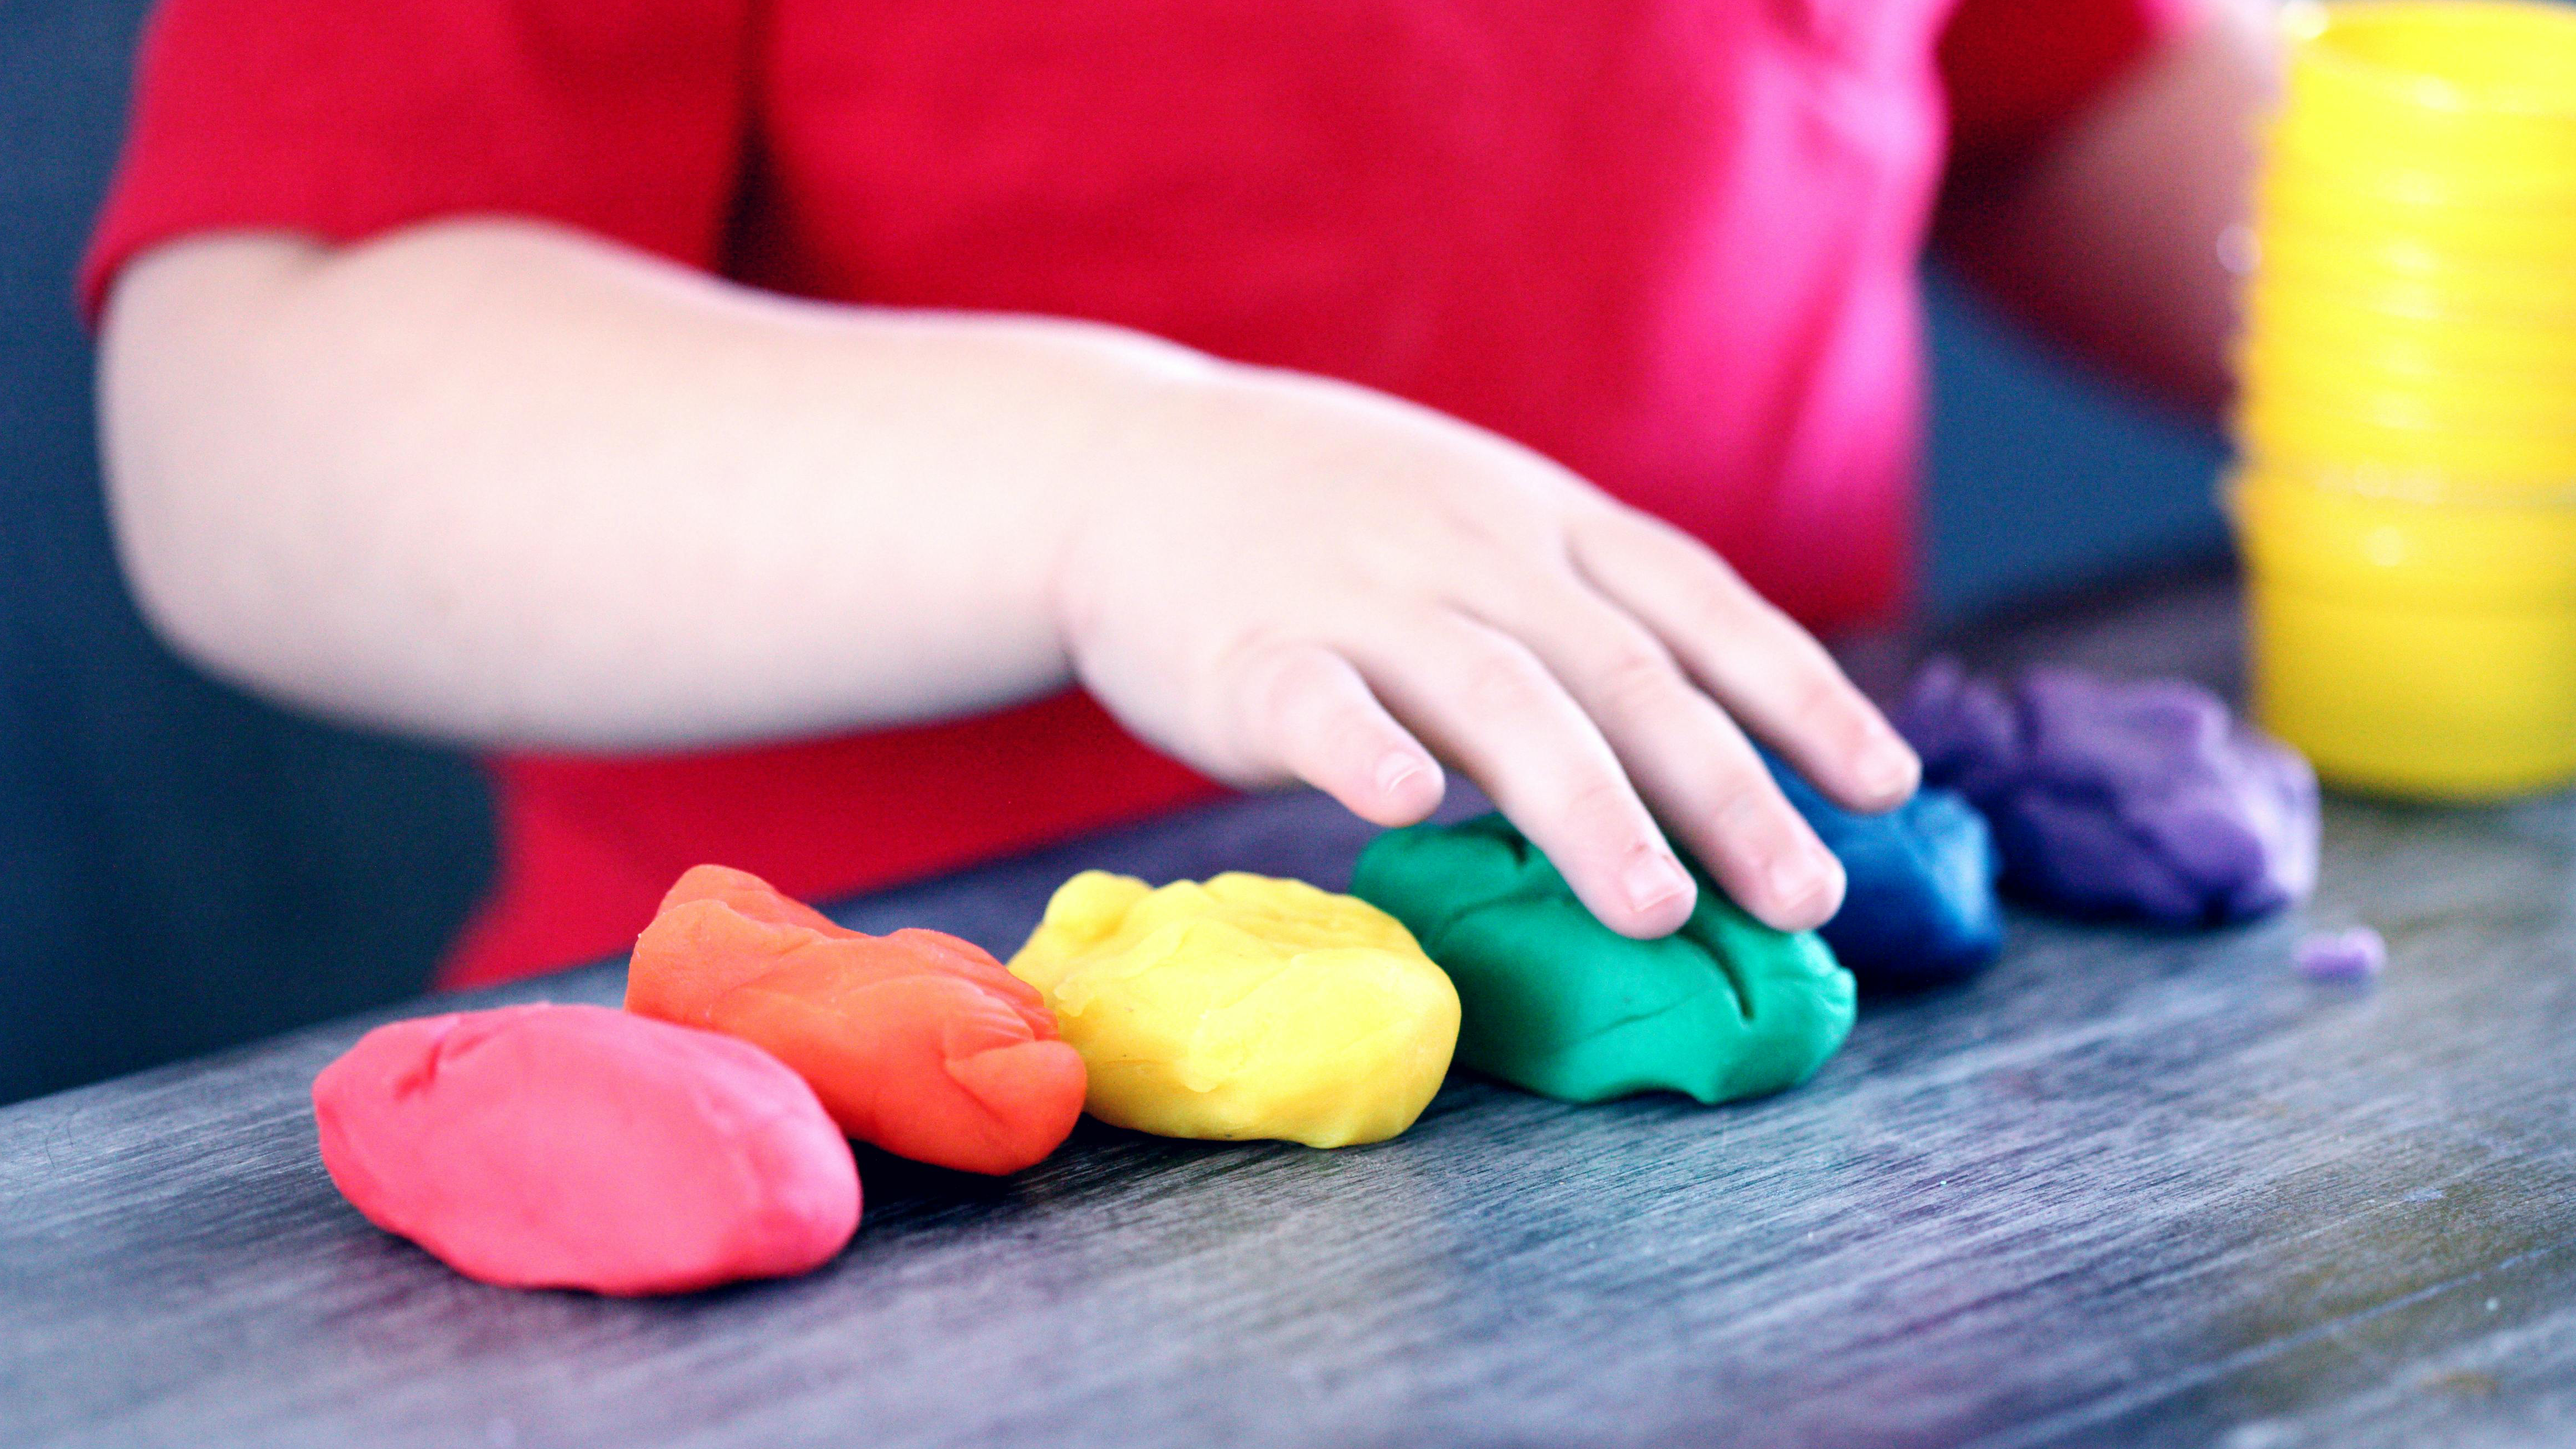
1351, 815, 1855, 1105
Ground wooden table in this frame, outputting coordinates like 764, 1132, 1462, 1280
7, 577, 2573, 1448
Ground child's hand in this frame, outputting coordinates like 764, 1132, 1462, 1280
104, 224, 1910, 944
1055, 362, 1920, 939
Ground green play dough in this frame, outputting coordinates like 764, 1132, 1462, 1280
1350, 814, 1856, 1105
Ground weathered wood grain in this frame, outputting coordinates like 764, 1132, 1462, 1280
4, 577, 2571, 1448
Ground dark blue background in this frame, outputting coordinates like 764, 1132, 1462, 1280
0, 0, 2227, 1103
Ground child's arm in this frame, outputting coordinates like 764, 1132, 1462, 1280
102, 220, 1920, 939
1936, 0, 2279, 411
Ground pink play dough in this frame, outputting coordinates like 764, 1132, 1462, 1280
313, 1003, 861, 1295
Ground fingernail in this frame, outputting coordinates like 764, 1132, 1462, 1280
1769, 850, 1829, 912
1859, 737, 1918, 798
1375, 752, 1425, 798
1622, 850, 1693, 915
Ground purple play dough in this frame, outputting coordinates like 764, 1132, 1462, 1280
2295, 927, 2387, 982
1895, 660, 2319, 926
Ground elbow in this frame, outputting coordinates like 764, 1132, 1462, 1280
93, 241, 314, 693
94, 397, 268, 692
98, 471, 247, 688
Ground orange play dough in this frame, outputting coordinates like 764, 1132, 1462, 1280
627, 866, 1086, 1175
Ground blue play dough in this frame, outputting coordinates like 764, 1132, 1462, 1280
1762, 752, 2004, 989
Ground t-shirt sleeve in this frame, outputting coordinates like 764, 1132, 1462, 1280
1939, 0, 2200, 176
81, 0, 757, 321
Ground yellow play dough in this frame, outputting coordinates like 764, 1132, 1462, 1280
1007, 871, 1460, 1148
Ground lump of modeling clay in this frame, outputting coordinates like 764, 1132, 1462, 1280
1351, 815, 1855, 1105
1896, 660, 2319, 926
629, 866, 1085, 1175
1006, 872, 1459, 1148
1763, 750, 2003, 989
313, 1003, 860, 1295
2296, 926, 2387, 982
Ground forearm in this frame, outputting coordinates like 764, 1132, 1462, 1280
100, 215, 1923, 942
1935, 0, 2280, 413
99, 219, 1216, 750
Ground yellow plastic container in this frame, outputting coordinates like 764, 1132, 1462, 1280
2237, 348, 2576, 440
2233, 468, 2576, 797
2258, 169, 2576, 270
2239, 385, 2576, 492
2245, 276, 2576, 377
2232, 3, 2576, 798
2253, 227, 2576, 318
2237, 335, 2576, 424
2271, 1, 2576, 204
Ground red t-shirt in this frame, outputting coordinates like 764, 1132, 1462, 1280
86, 0, 2185, 986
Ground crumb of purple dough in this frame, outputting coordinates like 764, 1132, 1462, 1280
2296, 928, 2387, 982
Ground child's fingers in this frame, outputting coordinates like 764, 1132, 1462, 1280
1355, 612, 1696, 940
1571, 510, 1919, 813
1224, 638, 1444, 826
1472, 582, 1844, 933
